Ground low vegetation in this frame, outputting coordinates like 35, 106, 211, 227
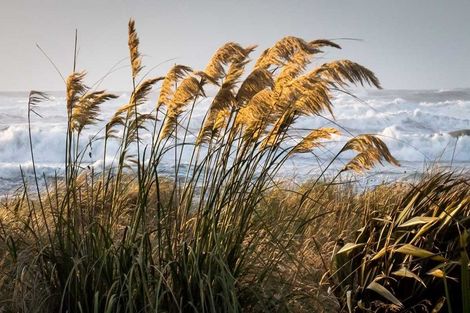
0, 19, 468, 313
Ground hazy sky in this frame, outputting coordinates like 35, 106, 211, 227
1, 0, 469, 91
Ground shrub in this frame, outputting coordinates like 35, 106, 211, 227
329, 172, 470, 312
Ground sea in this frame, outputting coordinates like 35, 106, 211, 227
0, 88, 469, 194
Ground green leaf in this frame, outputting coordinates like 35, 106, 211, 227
366, 281, 403, 308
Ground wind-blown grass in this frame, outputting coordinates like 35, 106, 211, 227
0, 19, 467, 313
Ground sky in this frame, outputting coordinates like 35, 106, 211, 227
1, 0, 469, 91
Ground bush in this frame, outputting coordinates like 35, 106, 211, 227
329, 172, 470, 312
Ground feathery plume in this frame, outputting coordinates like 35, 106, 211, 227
236, 88, 276, 140
131, 77, 164, 108
28, 91, 49, 117
236, 68, 274, 107
292, 127, 340, 153
313, 60, 381, 89
261, 109, 297, 149
204, 42, 255, 83
193, 71, 219, 85
160, 75, 204, 139
197, 108, 229, 144
28, 91, 49, 107
72, 91, 117, 132
128, 19, 142, 79
274, 51, 310, 93
211, 87, 236, 114
309, 39, 341, 50
202, 43, 257, 118
172, 76, 205, 107
157, 65, 193, 108
66, 71, 87, 111
293, 80, 334, 117
106, 115, 125, 138
254, 36, 321, 70
341, 135, 399, 173
343, 149, 383, 173
236, 89, 275, 126
198, 57, 248, 143
222, 59, 250, 91
107, 77, 162, 138
127, 113, 155, 143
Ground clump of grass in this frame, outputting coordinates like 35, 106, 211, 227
0, 19, 406, 313
328, 171, 470, 312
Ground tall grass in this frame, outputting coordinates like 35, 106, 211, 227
0, 19, 467, 313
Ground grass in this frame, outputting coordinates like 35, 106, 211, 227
0, 19, 468, 313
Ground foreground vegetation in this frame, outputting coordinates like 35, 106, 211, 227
0, 20, 468, 312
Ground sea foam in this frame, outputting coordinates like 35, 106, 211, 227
0, 89, 468, 193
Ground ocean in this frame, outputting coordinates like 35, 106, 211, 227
0, 88, 469, 193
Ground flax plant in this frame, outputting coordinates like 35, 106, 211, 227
329, 172, 470, 312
